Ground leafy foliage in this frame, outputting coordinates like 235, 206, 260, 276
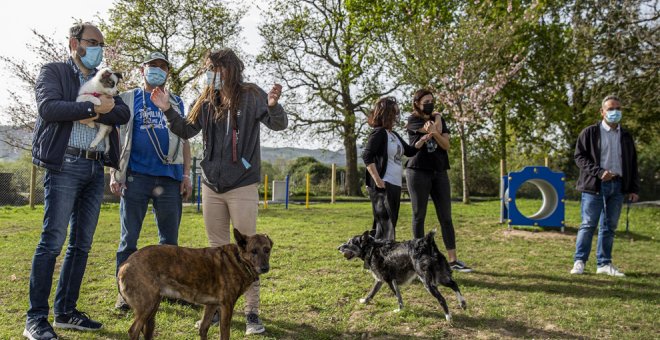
100, 0, 244, 95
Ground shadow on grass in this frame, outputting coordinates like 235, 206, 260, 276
260, 316, 421, 340
461, 271, 660, 301
557, 226, 655, 242
454, 314, 588, 339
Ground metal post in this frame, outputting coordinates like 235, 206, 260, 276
331, 163, 336, 204
191, 157, 197, 204
306, 173, 310, 209
264, 175, 268, 209
285, 174, 290, 210
29, 165, 37, 209
197, 175, 201, 212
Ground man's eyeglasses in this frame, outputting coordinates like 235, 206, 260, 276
78, 38, 106, 48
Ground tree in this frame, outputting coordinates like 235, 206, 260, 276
256, 0, 400, 196
0, 30, 68, 150
351, 0, 530, 203
100, 0, 244, 95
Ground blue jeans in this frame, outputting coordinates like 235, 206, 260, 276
574, 179, 625, 266
27, 154, 105, 321
116, 172, 182, 274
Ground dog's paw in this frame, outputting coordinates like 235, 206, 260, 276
393, 308, 401, 313
359, 298, 368, 304
445, 313, 452, 322
460, 300, 467, 310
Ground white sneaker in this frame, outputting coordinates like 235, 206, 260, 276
245, 313, 265, 335
570, 260, 585, 274
596, 264, 625, 277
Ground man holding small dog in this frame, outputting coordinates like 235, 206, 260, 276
110, 51, 192, 310
26, 21, 130, 340
570, 95, 640, 277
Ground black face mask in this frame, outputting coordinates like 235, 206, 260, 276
422, 103, 434, 114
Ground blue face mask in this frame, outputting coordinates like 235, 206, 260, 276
605, 109, 622, 123
206, 71, 223, 90
145, 67, 167, 86
80, 46, 103, 69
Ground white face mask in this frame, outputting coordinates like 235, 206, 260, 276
206, 71, 223, 90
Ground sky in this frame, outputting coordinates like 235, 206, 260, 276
0, 0, 318, 149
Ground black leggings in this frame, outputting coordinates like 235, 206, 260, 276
367, 182, 401, 241
406, 169, 456, 250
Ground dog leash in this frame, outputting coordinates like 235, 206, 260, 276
625, 199, 631, 234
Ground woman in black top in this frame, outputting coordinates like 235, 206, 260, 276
362, 96, 429, 240
405, 89, 472, 272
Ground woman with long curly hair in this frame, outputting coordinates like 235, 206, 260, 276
362, 96, 429, 240
151, 48, 288, 335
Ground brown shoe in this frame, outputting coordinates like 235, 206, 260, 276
115, 293, 130, 311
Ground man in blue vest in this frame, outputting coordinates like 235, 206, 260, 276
110, 51, 191, 310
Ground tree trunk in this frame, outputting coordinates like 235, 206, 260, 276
343, 131, 361, 196
459, 127, 471, 204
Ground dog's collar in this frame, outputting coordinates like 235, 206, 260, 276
82, 92, 103, 98
363, 246, 376, 270
234, 248, 258, 279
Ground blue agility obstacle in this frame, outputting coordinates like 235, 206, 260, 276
501, 166, 565, 231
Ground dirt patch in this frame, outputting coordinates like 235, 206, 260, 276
501, 229, 573, 240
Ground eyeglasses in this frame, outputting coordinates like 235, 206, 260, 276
78, 38, 106, 48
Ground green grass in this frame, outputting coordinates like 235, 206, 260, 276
1, 200, 658, 339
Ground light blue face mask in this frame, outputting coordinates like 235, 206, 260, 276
80, 46, 103, 69
206, 71, 223, 90
605, 109, 622, 123
145, 67, 167, 86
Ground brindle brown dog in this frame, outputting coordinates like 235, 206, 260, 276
117, 228, 273, 340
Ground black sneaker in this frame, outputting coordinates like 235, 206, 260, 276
53, 310, 102, 331
23, 318, 58, 340
450, 260, 473, 273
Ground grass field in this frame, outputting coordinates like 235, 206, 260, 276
1, 200, 658, 339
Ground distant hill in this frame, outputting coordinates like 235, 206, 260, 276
0, 126, 30, 161
0, 126, 351, 165
261, 146, 347, 166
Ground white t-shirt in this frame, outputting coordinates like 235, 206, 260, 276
382, 131, 403, 186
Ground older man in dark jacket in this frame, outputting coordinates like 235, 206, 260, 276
24, 22, 129, 340
570, 95, 640, 278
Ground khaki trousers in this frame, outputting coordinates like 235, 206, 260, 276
202, 182, 260, 315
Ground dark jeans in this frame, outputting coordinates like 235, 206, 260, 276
574, 179, 624, 266
367, 182, 401, 241
27, 154, 105, 321
116, 172, 182, 274
406, 169, 456, 250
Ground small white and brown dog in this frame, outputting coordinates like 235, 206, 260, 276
76, 68, 122, 155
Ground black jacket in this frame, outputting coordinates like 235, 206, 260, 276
574, 122, 639, 195
32, 60, 130, 170
362, 127, 419, 189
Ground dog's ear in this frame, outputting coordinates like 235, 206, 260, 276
266, 234, 274, 247
233, 228, 248, 250
114, 72, 123, 80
